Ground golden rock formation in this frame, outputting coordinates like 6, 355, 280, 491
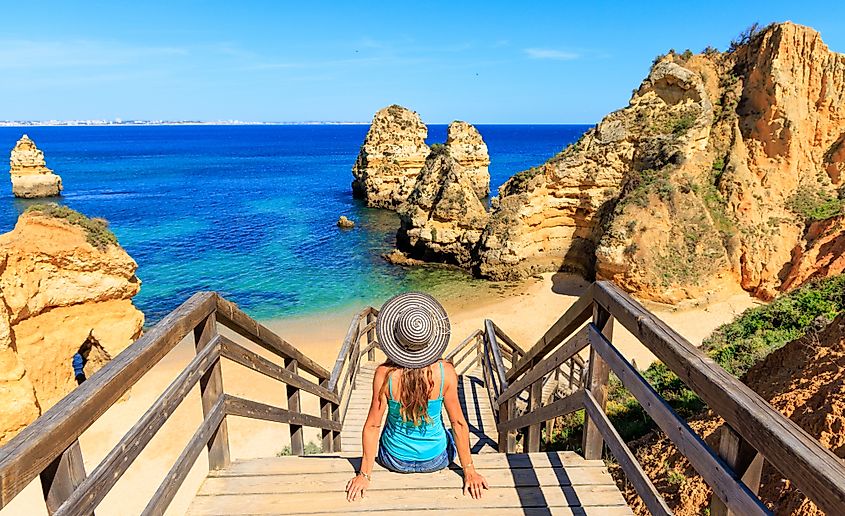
0, 207, 143, 444
8, 135, 63, 198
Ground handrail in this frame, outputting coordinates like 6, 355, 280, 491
0, 292, 348, 515
481, 280, 845, 515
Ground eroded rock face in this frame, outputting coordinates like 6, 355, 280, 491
396, 148, 489, 266
446, 121, 491, 198
780, 215, 845, 291
351, 105, 430, 209
0, 209, 144, 444
9, 135, 63, 198
476, 23, 845, 303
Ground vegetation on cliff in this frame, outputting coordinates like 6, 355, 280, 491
26, 203, 117, 250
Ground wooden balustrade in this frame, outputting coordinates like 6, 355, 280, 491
0, 292, 375, 516
478, 281, 845, 515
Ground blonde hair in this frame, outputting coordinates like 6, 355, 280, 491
380, 362, 435, 426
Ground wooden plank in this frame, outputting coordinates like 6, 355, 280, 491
54, 338, 221, 516
141, 395, 226, 516
497, 391, 583, 433
198, 466, 616, 493
445, 330, 482, 360
485, 320, 509, 391
191, 508, 632, 516
593, 281, 845, 513
507, 283, 594, 380
582, 390, 672, 516
366, 311, 376, 361
319, 379, 334, 453
195, 313, 230, 471
582, 304, 612, 460
219, 337, 339, 403
588, 325, 769, 515
711, 425, 764, 516
215, 295, 330, 380
0, 291, 216, 509
327, 312, 361, 392
497, 326, 590, 405
285, 359, 304, 456
225, 395, 342, 432
187, 484, 628, 513
212, 452, 599, 475
40, 440, 89, 515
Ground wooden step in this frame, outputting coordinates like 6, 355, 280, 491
189, 453, 630, 515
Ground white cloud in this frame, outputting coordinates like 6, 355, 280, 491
0, 39, 187, 70
524, 48, 580, 61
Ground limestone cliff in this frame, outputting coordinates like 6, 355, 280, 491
9, 135, 63, 198
396, 147, 489, 266
352, 105, 430, 209
352, 106, 491, 209
476, 23, 844, 303
0, 206, 144, 444
446, 121, 491, 198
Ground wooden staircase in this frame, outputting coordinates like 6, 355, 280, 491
187, 362, 630, 515
2, 282, 845, 516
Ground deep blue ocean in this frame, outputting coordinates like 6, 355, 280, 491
0, 125, 589, 324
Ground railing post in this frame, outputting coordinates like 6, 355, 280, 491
195, 312, 230, 470
40, 439, 90, 515
497, 397, 516, 453
366, 311, 376, 361
332, 400, 342, 452
284, 358, 304, 456
320, 379, 334, 453
582, 303, 613, 460
710, 425, 764, 516
526, 377, 543, 452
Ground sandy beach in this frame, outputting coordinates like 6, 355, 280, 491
3, 274, 759, 516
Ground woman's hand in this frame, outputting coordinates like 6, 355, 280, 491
463, 469, 489, 499
346, 473, 370, 502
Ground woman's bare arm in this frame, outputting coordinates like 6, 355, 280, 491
442, 361, 489, 498
346, 365, 388, 501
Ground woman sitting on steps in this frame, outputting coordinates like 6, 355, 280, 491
345, 292, 489, 501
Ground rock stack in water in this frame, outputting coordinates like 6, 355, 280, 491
474, 22, 845, 303
445, 121, 491, 198
352, 105, 430, 209
9, 135, 63, 198
0, 206, 144, 444
396, 146, 489, 266
352, 105, 492, 209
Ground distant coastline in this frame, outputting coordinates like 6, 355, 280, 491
0, 120, 369, 127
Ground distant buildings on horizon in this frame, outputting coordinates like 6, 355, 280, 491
0, 119, 368, 127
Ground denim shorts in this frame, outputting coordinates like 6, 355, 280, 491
376, 430, 456, 473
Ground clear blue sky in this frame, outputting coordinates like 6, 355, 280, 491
1, 1, 842, 123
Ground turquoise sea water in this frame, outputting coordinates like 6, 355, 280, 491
0, 125, 589, 324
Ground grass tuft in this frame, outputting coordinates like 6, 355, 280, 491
25, 203, 118, 250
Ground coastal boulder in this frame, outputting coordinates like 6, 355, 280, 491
396, 147, 489, 266
445, 121, 491, 198
352, 105, 430, 209
9, 135, 63, 198
0, 205, 144, 444
476, 22, 845, 304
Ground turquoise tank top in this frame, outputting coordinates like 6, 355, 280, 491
380, 362, 447, 462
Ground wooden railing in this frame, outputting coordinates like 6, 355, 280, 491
0, 292, 373, 516
487, 281, 845, 516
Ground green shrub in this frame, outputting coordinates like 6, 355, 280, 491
787, 187, 843, 222
680, 49, 693, 60
25, 204, 118, 250
670, 113, 696, 136
277, 440, 323, 456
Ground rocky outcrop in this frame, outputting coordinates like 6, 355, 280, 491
396, 147, 489, 266
337, 215, 355, 229
780, 215, 845, 291
475, 23, 845, 303
446, 121, 491, 198
9, 135, 63, 198
0, 206, 144, 444
352, 105, 430, 209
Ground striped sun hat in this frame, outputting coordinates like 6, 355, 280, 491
376, 292, 451, 369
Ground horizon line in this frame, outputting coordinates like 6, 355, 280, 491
0, 120, 597, 127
